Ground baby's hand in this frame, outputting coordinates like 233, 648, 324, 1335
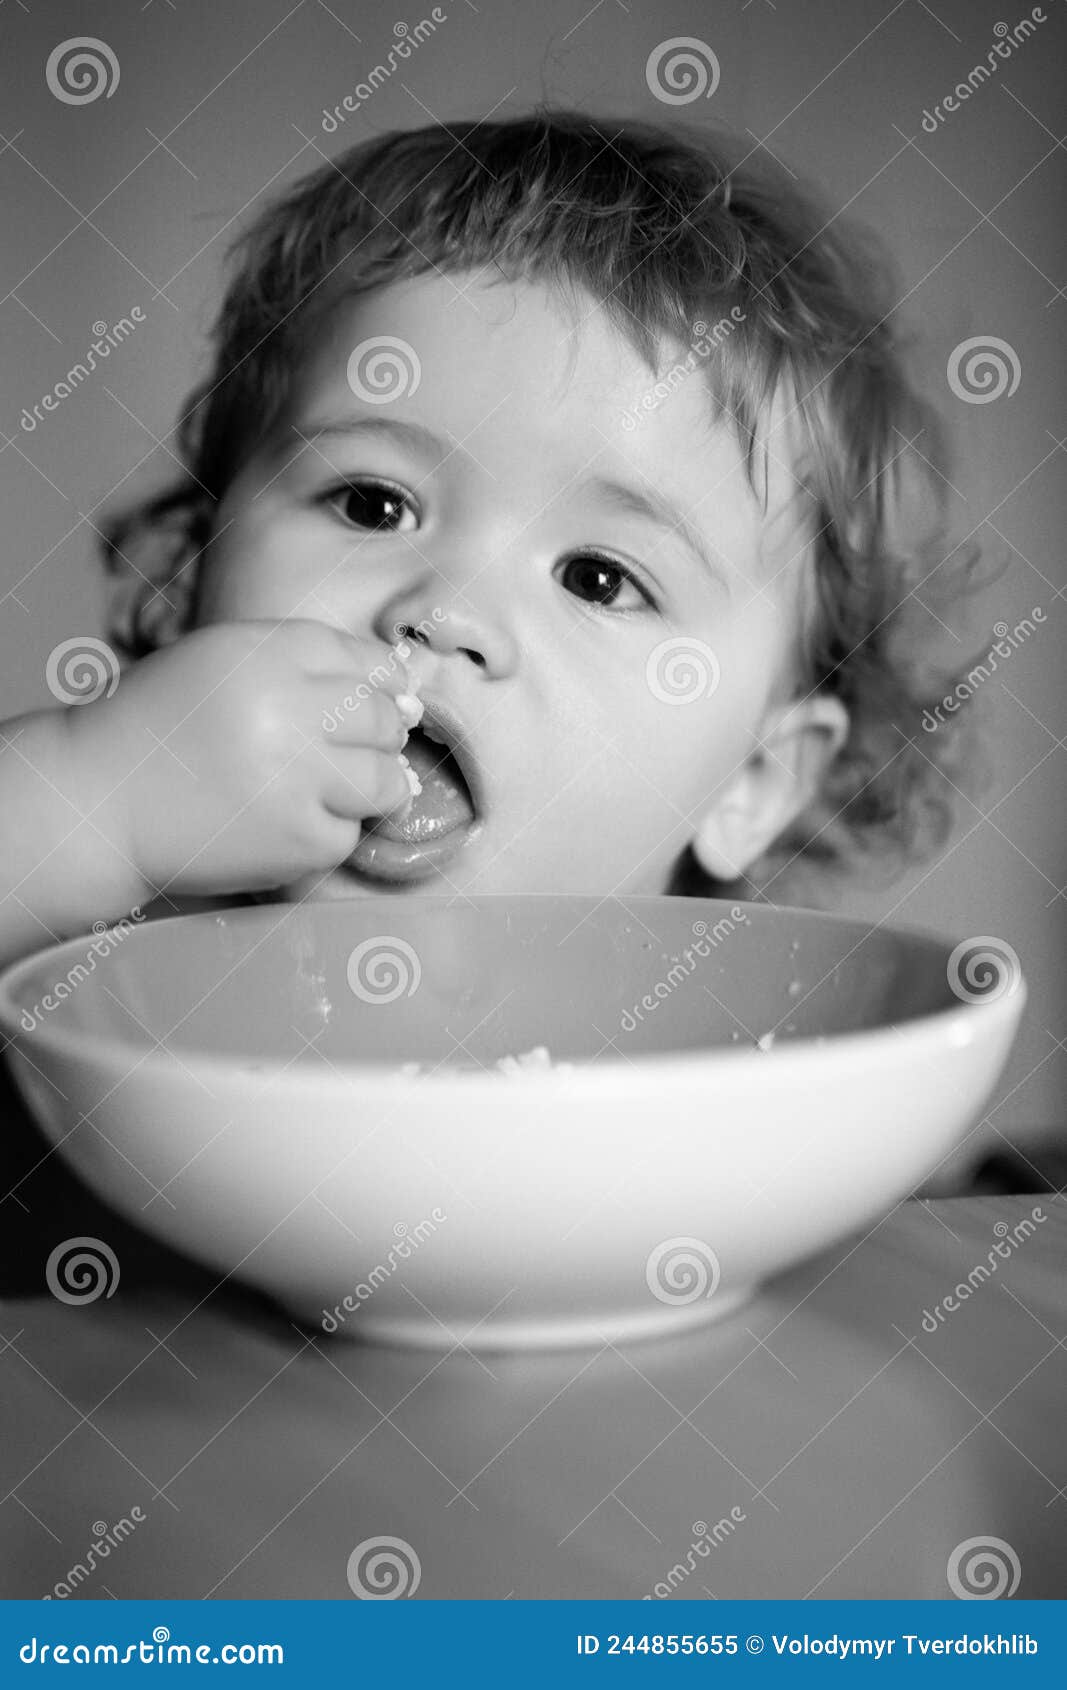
67, 619, 415, 898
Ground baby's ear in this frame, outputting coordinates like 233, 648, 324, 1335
692, 694, 849, 881
103, 491, 212, 659
109, 570, 195, 656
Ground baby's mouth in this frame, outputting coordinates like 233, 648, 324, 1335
375, 721, 476, 844
343, 708, 481, 881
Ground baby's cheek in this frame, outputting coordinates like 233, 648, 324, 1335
623, 690, 766, 841
568, 735, 696, 847
197, 499, 324, 625
194, 540, 275, 626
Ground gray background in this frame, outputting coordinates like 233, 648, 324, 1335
1, 0, 1063, 1152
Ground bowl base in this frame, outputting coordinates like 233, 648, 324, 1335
307, 1287, 755, 1353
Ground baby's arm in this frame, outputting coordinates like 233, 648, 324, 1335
0, 619, 414, 968
0, 705, 147, 966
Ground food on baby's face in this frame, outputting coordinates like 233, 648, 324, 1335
398, 753, 423, 799
396, 692, 424, 731
393, 689, 425, 799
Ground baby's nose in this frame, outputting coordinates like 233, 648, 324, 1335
388, 600, 518, 681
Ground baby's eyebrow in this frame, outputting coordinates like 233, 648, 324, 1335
581, 473, 729, 593
294, 415, 448, 458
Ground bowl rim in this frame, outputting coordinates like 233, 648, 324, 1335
0, 894, 1028, 1089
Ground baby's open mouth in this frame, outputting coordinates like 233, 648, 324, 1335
344, 710, 481, 883
375, 722, 476, 844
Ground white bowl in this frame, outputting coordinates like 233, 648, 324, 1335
0, 897, 1026, 1350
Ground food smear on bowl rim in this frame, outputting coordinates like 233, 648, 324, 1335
398, 1044, 574, 1078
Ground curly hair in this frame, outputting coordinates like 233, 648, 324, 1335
100, 108, 988, 906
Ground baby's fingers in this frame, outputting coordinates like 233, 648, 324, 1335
316, 681, 406, 749
293, 624, 411, 697
318, 745, 414, 822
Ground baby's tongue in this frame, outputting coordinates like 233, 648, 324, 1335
370, 729, 474, 844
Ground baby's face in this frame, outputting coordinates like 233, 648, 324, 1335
198, 271, 811, 901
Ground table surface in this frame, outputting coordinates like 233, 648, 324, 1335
2, 1195, 1065, 1601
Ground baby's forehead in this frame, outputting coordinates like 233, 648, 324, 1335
286, 270, 815, 575
300, 275, 779, 466
296, 267, 666, 425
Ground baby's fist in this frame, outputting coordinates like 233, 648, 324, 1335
68, 619, 415, 898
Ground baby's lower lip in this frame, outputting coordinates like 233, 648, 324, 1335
341, 819, 482, 884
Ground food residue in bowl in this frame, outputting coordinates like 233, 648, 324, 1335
398, 1044, 573, 1078
494, 1044, 571, 1077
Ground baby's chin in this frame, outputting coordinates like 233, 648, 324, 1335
280, 859, 520, 903
279, 847, 497, 903
279, 865, 433, 903
277, 847, 682, 904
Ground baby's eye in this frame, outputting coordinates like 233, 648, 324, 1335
554, 551, 654, 613
325, 480, 419, 534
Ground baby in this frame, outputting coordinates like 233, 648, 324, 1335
0, 111, 981, 967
